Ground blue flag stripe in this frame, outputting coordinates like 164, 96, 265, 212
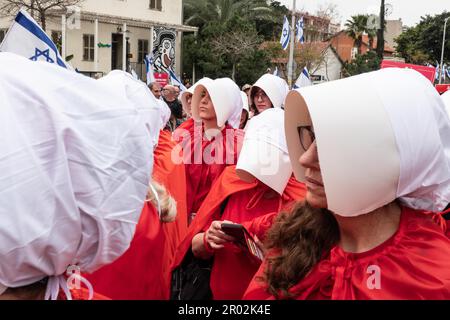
15, 11, 67, 68
282, 34, 290, 50
302, 68, 309, 78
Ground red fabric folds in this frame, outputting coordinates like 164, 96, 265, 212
86, 130, 188, 300
243, 206, 450, 300
170, 165, 306, 300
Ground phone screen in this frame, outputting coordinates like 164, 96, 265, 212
221, 223, 264, 261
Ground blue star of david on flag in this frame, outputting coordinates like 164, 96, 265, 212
280, 16, 291, 51
30, 48, 54, 63
0, 10, 70, 69
296, 16, 305, 44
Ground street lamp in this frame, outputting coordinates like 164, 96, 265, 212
439, 16, 449, 84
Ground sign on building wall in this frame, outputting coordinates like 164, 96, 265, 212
154, 72, 169, 87
152, 26, 176, 74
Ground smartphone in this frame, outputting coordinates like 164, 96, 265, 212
221, 223, 264, 261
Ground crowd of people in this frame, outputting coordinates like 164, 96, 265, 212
0, 51, 449, 300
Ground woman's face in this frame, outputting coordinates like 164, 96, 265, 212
185, 93, 193, 115
298, 129, 328, 208
253, 88, 273, 113
240, 110, 249, 129
198, 89, 216, 121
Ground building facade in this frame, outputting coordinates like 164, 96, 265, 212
0, 0, 197, 80
385, 19, 403, 50
297, 12, 340, 43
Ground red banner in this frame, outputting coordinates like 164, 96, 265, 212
154, 73, 169, 87
435, 84, 450, 95
380, 60, 436, 84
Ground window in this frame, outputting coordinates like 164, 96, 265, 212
51, 31, 62, 54
0, 29, 6, 43
149, 0, 162, 11
83, 34, 95, 61
351, 47, 358, 60
138, 39, 149, 63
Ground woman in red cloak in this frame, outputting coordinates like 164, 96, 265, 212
243, 68, 450, 300
174, 78, 245, 224
171, 109, 306, 300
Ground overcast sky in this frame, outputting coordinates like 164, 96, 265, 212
278, 0, 449, 27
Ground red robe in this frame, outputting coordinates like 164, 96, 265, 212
60, 288, 110, 300
86, 130, 188, 300
174, 119, 244, 219
243, 206, 450, 300
170, 165, 306, 300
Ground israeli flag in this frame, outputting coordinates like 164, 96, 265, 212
0, 9, 70, 69
131, 69, 139, 80
144, 54, 156, 85
293, 67, 312, 89
296, 16, 305, 44
280, 16, 291, 51
435, 64, 440, 81
446, 65, 450, 79
168, 68, 187, 91
273, 66, 279, 76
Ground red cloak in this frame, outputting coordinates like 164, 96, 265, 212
174, 119, 244, 219
243, 206, 450, 300
170, 165, 306, 300
86, 130, 188, 300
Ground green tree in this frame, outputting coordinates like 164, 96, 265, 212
395, 12, 450, 64
182, 0, 275, 86
343, 51, 381, 76
0, 0, 85, 31
256, 1, 289, 41
345, 15, 370, 55
210, 22, 262, 81
184, 0, 272, 29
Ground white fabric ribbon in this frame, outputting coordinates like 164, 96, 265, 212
44, 270, 94, 301
148, 183, 162, 220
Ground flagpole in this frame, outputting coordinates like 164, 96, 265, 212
287, 0, 296, 88
439, 17, 449, 84
61, 14, 66, 59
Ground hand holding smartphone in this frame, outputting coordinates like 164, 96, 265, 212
221, 223, 264, 261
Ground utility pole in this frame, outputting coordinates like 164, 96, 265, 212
287, 0, 296, 88
376, 0, 385, 59
439, 17, 449, 85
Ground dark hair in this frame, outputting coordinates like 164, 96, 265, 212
263, 202, 340, 299
148, 82, 160, 91
240, 110, 249, 129
4, 278, 48, 300
250, 87, 273, 116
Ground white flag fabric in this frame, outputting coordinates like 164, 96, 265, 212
296, 16, 305, 44
144, 54, 156, 85
131, 69, 139, 80
0, 9, 70, 69
280, 16, 291, 51
168, 68, 187, 91
294, 67, 312, 89
273, 66, 279, 76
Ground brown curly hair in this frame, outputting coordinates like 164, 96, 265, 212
263, 202, 340, 299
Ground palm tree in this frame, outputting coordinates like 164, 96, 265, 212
367, 26, 377, 50
184, 0, 273, 28
345, 15, 369, 55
